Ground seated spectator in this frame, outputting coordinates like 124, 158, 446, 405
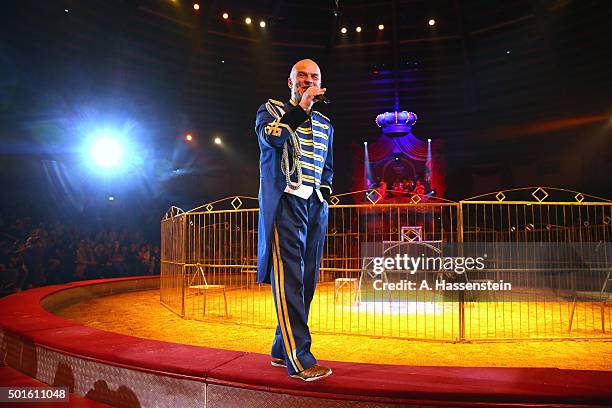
75, 240, 93, 280
21, 235, 46, 289
414, 179, 425, 197
110, 240, 127, 277
0, 263, 19, 297
377, 180, 388, 200
92, 243, 112, 279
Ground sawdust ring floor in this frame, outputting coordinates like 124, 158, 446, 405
55, 289, 612, 371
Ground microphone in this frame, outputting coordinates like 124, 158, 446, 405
314, 95, 331, 104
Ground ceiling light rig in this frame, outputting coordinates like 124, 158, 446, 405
333, 0, 342, 17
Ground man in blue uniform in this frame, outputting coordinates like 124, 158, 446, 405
255, 59, 333, 381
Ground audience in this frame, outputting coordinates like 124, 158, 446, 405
0, 216, 160, 298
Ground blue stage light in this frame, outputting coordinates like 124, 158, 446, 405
81, 126, 139, 176
90, 137, 123, 169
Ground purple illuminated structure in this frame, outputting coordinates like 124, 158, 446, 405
375, 111, 418, 137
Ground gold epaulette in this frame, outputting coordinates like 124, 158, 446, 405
312, 110, 331, 123
268, 99, 285, 107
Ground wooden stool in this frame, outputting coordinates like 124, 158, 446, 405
188, 284, 228, 317
188, 266, 228, 317
334, 278, 359, 303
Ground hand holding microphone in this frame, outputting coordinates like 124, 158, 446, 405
299, 86, 328, 113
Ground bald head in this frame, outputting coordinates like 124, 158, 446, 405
288, 59, 322, 104
290, 59, 321, 81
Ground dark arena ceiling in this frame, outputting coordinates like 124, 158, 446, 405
1, 0, 611, 208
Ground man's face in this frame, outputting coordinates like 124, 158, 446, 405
288, 60, 321, 101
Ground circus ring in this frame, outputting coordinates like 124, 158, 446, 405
1, 277, 612, 407
1, 188, 611, 406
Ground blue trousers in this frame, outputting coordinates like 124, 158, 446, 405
270, 192, 328, 374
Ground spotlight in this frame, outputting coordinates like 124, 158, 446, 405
185, 133, 193, 142
506, 50, 511, 54
259, 20, 266, 28
340, 27, 347, 34
64, 9, 69, 13
378, 24, 384, 30
428, 19, 435, 26
108, 196, 115, 201
89, 137, 123, 169
356, 26, 362, 33
214, 137, 222, 145
333, 3, 342, 18
193, 3, 200, 10
364, 141, 368, 146
428, 138, 431, 143
245, 17, 252, 25
222, 12, 229, 20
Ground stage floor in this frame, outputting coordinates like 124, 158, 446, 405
56, 289, 612, 371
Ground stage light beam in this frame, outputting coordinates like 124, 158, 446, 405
364, 140, 372, 189
214, 137, 222, 145
185, 133, 193, 142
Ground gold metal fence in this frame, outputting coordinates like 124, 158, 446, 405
160, 187, 612, 341
459, 187, 612, 340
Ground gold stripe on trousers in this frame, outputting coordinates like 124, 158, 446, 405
272, 227, 304, 373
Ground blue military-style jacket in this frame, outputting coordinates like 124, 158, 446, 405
255, 99, 334, 283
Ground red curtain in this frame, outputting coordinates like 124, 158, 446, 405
351, 132, 446, 198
